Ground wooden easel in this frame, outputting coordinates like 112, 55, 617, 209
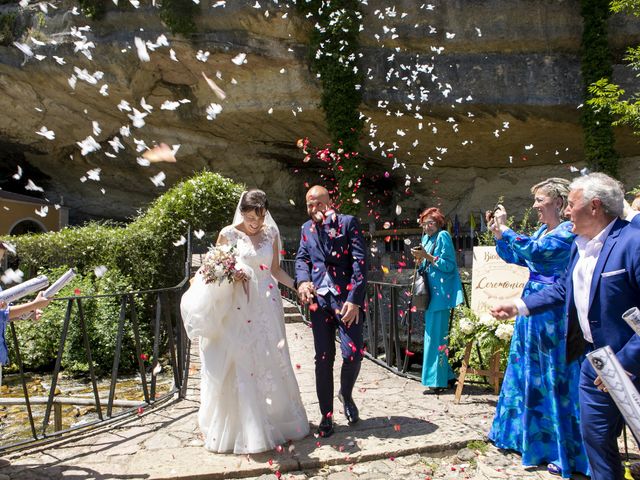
454, 340, 504, 404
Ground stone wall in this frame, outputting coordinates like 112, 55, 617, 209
0, 0, 638, 237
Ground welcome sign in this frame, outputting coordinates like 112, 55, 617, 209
471, 246, 529, 315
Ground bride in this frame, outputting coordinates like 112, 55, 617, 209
181, 189, 309, 453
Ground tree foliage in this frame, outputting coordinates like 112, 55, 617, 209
587, 0, 640, 143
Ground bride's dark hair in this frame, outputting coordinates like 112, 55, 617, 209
240, 189, 269, 216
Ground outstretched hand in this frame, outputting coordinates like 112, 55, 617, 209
340, 301, 360, 327
490, 303, 517, 320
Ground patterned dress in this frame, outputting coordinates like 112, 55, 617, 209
488, 221, 589, 478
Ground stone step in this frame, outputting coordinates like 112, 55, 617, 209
284, 304, 299, 314
284, 312, 304, 324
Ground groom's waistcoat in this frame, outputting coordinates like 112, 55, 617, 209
294, 213, 368, 307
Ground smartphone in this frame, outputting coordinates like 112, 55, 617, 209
486, 203, 503, 221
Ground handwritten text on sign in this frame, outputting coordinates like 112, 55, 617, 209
471, 246, 529, 315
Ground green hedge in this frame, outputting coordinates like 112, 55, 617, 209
10, 267, 148, 374
4, 171, 244, 290
2, 171, 243, 374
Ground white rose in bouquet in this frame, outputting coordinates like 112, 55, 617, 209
213, 264, 225, 278
459, 317, 475, 335
478, 313, 498, 329
495, 322, 514, 342
218, 244, 233, 254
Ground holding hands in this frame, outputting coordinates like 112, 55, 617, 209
297, 281, 315, 305
233, 269, 249, 282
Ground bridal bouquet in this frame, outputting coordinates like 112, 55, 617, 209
200, 244, 238, 285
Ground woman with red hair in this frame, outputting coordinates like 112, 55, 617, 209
411, 207, 463, 393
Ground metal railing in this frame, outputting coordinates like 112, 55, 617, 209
0, 233, 194, 453
280, 260, 473, 381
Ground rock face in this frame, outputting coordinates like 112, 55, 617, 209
0, 0, 639, 238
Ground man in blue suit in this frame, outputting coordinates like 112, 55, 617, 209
492, 173, 640, 480
295, 185, 367, 438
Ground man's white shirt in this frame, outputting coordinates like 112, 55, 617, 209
514, 215, 637, 343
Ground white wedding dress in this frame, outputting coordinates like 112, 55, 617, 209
181, 224, 309, 454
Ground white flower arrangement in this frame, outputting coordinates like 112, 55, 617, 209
459, 317, 475, 335
453, 307, 515, 351
495, 323, 515, 342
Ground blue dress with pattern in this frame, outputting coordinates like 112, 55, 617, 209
488, 221, 590, 478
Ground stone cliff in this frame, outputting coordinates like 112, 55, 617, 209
0, 0, 639, 238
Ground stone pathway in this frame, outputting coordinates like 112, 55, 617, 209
0, 300, 637, 479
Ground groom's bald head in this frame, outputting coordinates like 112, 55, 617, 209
306, 185, 331, 203
306, 185, 332, 222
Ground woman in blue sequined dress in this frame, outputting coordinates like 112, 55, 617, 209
487, 178, 589, 478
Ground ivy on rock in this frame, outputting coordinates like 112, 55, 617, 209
295, 0, 365, 214
580, 0, 619, 177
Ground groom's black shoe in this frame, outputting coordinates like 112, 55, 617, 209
338, 392, 359, 425
317, 416, 334, 438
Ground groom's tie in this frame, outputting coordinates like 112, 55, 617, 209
316, 219, 338, 297
318, 223, 330, 252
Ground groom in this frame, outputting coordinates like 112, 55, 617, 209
295, 185, 367, 437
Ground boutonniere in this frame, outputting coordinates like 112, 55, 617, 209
327, 227, 340, 239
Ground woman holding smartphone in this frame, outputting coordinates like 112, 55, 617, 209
487, 178, 587, 478
411, 207, 463, 394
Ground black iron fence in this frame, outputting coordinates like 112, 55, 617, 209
0, 235, 193, 453
281, 260, 472, 381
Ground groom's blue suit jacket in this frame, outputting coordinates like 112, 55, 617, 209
295, 213, 368, 307
524, 215, 640, 372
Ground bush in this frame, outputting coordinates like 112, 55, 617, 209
2, 171, 243, 374
3, 171, 244, 291
10, 266, 149, 374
